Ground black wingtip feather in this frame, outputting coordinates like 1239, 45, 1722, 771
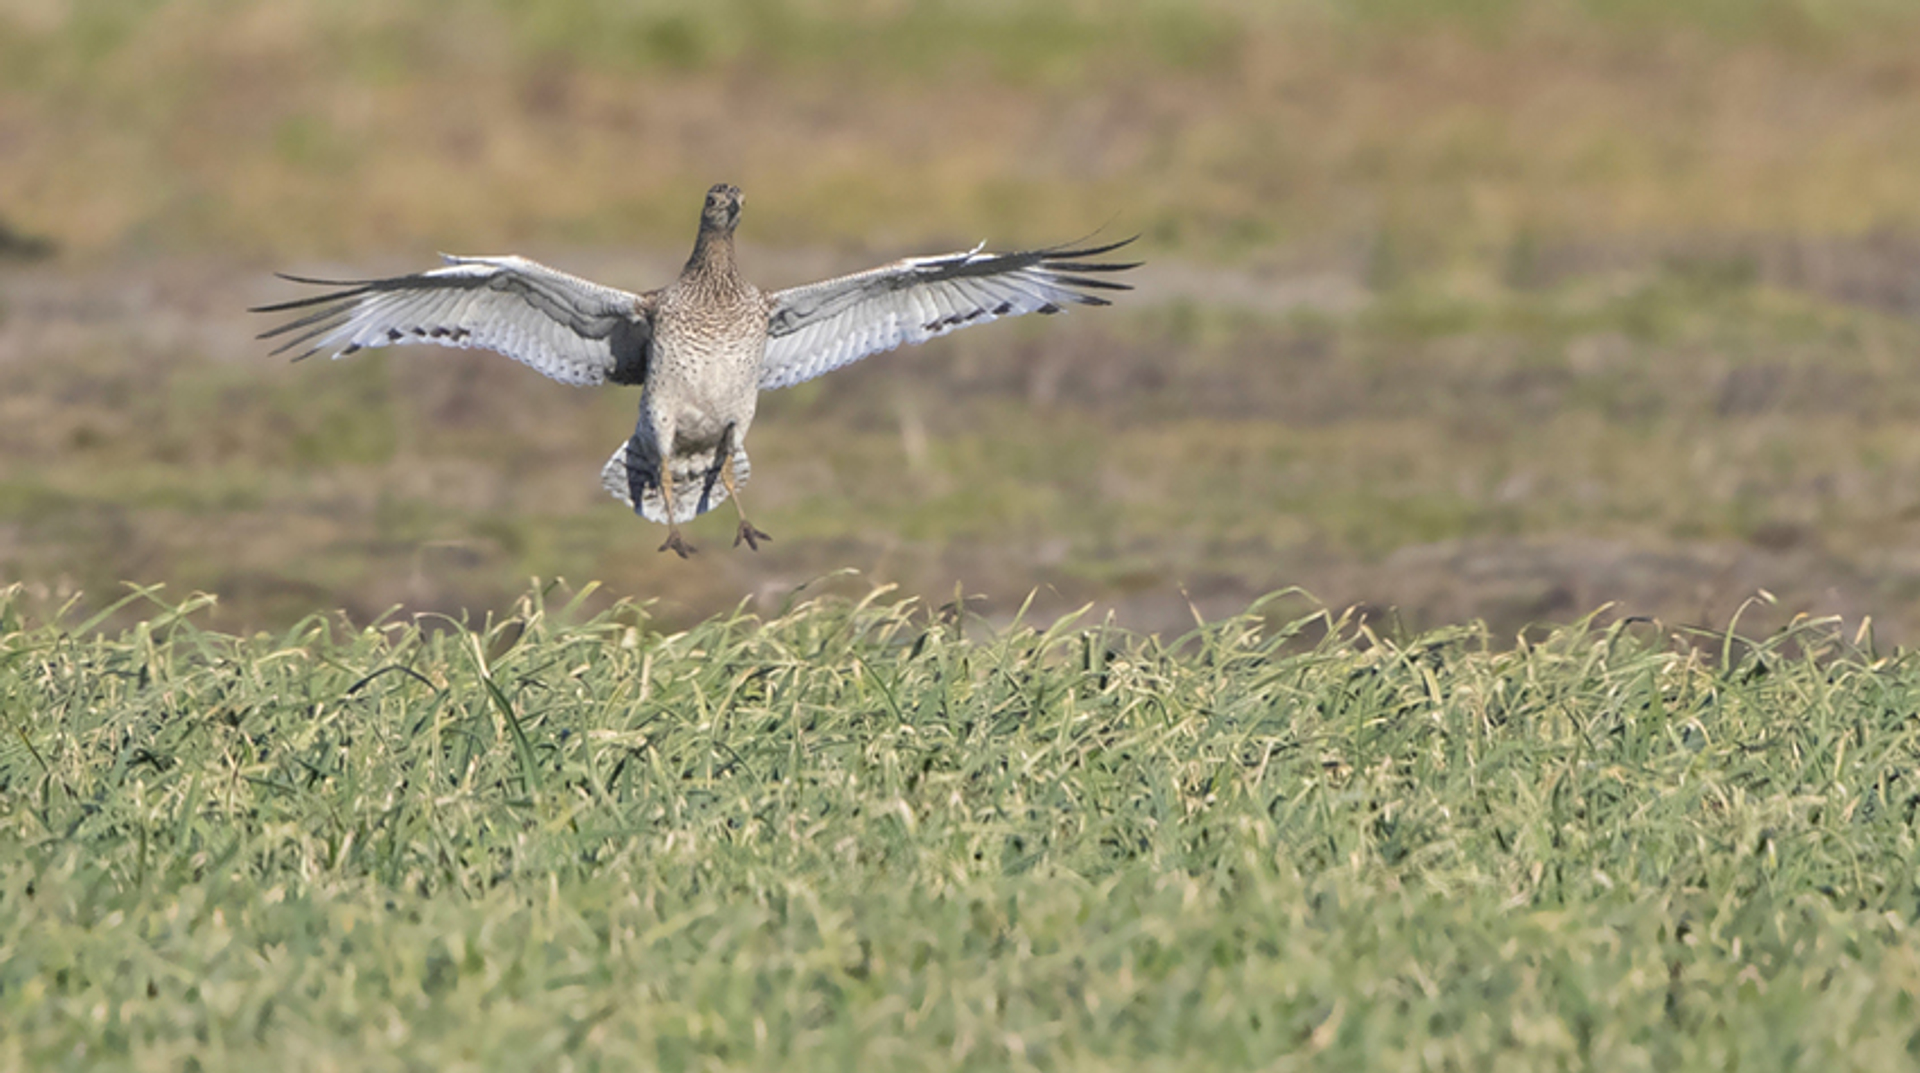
262, 309, 354, 354
274, 271, 378, 287
267, 332, 327, 358
1045, 274, 1134, 292
254, 302, 353, 338
1043, 260, 1144, 274
1043, 235, 1140, 261
249, 287, 373, 315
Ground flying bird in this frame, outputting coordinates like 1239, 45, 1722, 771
252, 184, 1139, 557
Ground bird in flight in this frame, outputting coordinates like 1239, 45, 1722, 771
252, 184, 1139, 557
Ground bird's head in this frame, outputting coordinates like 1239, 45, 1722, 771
702, 183, 743, 233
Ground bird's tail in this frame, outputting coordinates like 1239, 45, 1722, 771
600, 439, 751, 525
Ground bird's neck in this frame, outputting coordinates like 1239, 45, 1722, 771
685, 224, 740, 281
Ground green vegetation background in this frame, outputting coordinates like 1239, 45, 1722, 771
5, 0, 1920, 638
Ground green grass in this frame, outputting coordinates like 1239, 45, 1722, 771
7, 582, 1920, 1069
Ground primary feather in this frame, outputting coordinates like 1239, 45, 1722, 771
251, 255, 655, 387
760, 238, 1138, 390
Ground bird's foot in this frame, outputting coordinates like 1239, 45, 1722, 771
734, 521, 773, 551
658, 530, 698, 558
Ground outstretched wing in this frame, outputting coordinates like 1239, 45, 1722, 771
251, 255, 656, 387
759, 237, 1139, 391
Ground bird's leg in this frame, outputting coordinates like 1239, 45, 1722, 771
723, 454, 771, 551
715, 422, 771, 551
656, 460, 697, 558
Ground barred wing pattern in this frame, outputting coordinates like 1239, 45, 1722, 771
251, 255, 655, 388
759, 238, 1138, 391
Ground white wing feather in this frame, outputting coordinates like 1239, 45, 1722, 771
252, 255, 654, 388
759, 238, 1138, 391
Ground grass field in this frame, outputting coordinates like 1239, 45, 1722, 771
10, 4, 1920, 1064
6, 583, 1920, 1069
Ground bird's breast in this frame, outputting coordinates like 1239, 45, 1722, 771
649, 305, 768, 445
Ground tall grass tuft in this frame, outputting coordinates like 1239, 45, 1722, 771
5, 582, 1920, 1068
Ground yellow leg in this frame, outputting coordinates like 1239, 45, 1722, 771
656, 459, 697, 558
723, 454, 772, 551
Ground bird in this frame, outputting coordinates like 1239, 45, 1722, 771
252, 183, 1140, 557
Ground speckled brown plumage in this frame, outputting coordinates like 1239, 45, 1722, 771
609, 184, 773, 555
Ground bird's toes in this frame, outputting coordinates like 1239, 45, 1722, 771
734, 522, 773, 551
658, 531, 698, 558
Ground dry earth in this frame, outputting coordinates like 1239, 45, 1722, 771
6, 232, 1920, 642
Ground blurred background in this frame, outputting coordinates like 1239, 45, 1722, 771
4, 0, 1920, 639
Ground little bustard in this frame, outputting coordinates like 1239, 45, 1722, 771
253, 184, 1139, 557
